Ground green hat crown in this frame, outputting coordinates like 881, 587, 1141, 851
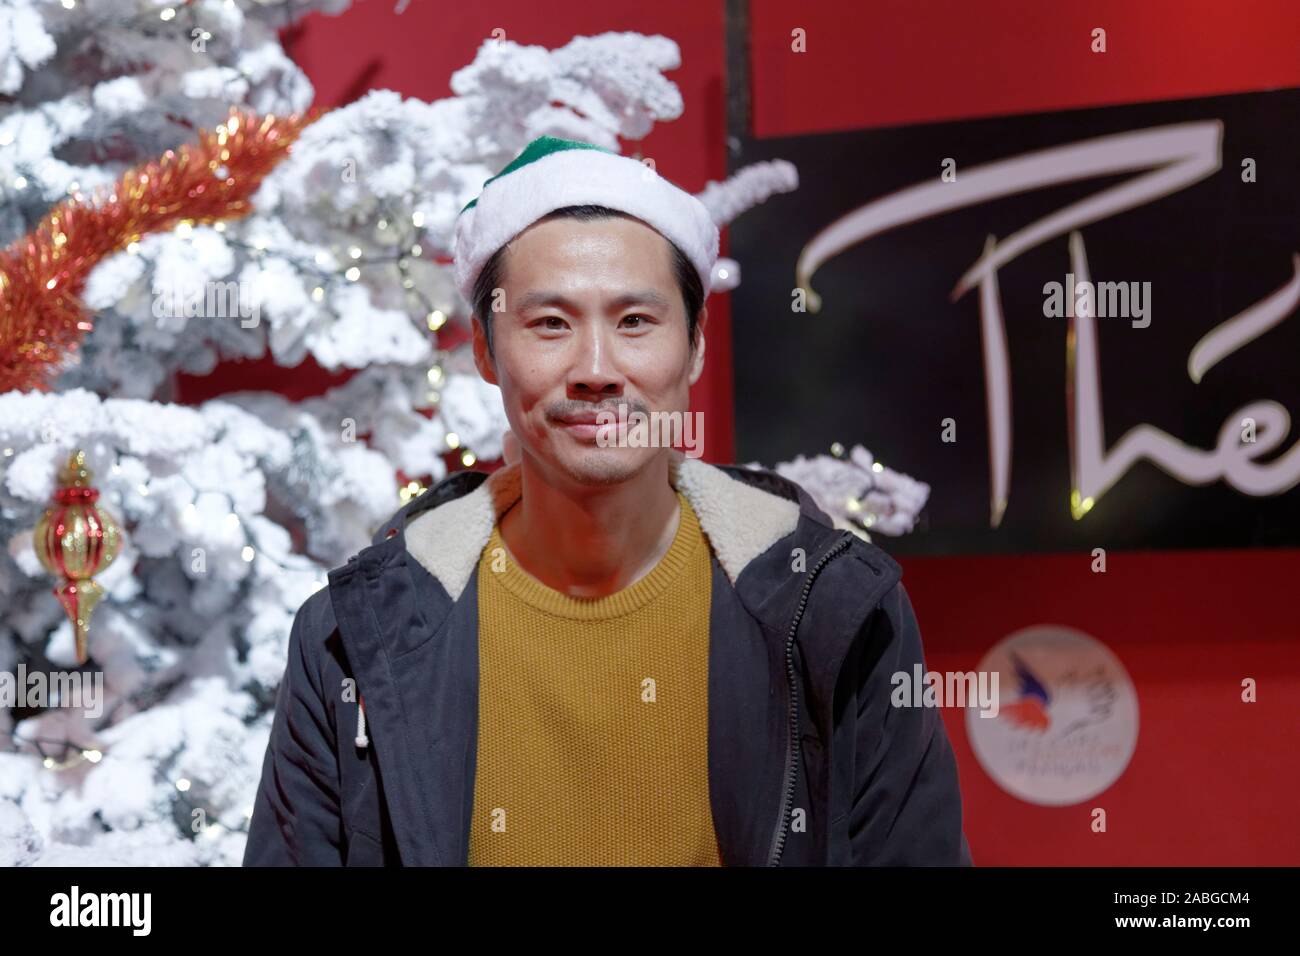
459, 136, 613, 215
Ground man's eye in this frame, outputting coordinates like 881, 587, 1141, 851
621, 314, 651, 329
538, 317, 566, 331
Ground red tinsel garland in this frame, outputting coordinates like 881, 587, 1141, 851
0, 107, 320, 393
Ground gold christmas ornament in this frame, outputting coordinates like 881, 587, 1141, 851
33, 451, 122, 663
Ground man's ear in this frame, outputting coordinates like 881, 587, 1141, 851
688, 305, 707, 386
471, 315, 498, 386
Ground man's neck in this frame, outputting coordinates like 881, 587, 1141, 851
496, 453, 682, 599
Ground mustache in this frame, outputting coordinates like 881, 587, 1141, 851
547, 399, 650, 422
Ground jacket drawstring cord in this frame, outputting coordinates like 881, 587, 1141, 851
355, 694, 369, 749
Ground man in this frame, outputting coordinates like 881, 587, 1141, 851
244, 135, 971, 866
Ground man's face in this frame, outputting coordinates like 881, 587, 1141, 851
472, 215, 707, 488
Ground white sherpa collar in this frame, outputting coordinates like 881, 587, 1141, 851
404, 455, 802, 602
452, 135, 719, 306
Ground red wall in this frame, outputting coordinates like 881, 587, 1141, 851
190, 0, 1300, 864
751, 0, 1300, 135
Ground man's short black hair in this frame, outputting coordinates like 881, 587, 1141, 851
471, 204, 705, 361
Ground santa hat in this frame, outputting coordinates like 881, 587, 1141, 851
452, 135, 719, 306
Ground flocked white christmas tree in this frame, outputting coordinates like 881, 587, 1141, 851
0, 0, 926, 865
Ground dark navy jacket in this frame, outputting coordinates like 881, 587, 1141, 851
243, 454, 972, 866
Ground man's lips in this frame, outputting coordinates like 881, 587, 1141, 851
554, 407, 630, 425
553, 411, 623, 441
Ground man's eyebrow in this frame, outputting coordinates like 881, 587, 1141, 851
514, 290, 672, 313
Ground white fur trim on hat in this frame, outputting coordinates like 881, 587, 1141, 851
453, 140, 720, 306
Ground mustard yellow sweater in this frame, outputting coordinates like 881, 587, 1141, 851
467, 491, 722, 866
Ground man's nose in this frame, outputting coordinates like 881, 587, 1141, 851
566, 323, 623, 396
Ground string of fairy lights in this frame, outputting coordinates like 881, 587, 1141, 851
829, 441, 890, 531
197, 196, 478, 505
0, 728, 254, 839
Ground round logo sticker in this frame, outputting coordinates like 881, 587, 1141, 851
966, 625, 1139, 806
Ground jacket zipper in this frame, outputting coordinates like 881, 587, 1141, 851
766, 532, 854, 866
